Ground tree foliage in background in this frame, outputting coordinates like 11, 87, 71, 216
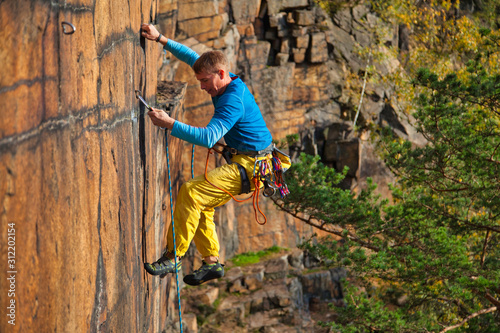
276, 26, 500, 333
371, 0, 500, 115
320, 0, 500, 124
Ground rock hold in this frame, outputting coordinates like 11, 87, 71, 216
265, 256, 290, 280
294, 10, 316, 26
267, 0, 309, 16
308, 32, 328, 63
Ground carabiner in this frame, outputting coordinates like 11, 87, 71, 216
61, 21, 76, 35
261, 180, 273, 197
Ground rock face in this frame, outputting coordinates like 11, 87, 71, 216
182, 249, 346, 333
158, 0, 425, 201
0, 1, 186, 332
157, 0, 424, 274
1, 0, 425, 332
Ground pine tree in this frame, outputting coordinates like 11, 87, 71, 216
277, 30, 500, 332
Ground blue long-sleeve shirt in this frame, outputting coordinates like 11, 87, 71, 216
164, 39, 273, 152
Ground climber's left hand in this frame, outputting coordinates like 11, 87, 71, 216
141, 23, 160, 42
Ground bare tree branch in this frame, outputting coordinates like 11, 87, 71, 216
272, 198, 380, 252
439, 307, 497, 333
485, 293, 500, 309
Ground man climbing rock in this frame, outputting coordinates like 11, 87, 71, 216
140, 23, 274, 285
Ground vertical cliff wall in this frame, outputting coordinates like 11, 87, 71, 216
1, 0, 425, 331
155, 0, 420, 269
0, 0, 187, 331
156, 1, 337, 271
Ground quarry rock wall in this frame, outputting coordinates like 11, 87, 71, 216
0, 0, 423, 331
0, 0, 185, 331
157, 0, 423, 271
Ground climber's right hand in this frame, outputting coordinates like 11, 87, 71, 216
141, 23, 161, 42
148, 107, 175, 130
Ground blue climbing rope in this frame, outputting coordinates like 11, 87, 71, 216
165, 132, 183, 333
191, 144, 195, 179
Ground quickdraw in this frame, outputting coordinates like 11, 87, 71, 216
253, 151, 290, 199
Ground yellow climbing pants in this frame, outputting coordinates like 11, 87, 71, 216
166, 153, 263, 258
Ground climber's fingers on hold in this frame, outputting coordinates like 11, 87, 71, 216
140, 23, 159, 41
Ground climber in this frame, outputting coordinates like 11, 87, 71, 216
140, 23, 274, 286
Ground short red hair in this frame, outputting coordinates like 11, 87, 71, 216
192, 51, 228, 74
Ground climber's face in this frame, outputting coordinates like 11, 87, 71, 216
196, 69, 226, 97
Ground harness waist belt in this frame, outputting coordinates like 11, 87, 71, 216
221, 144, 273, 195
227, 143, 274, 157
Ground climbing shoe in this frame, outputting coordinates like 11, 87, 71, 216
144, 252, 181, 276
183, 261, 224, 286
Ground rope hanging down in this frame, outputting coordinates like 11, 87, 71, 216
165, 132, 183, 333
191, 144, 195, 179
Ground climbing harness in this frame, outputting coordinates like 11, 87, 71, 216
204, 143, 291, 225
165, 132, 183, 333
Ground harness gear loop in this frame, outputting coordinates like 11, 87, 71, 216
204, 146, 268, 225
